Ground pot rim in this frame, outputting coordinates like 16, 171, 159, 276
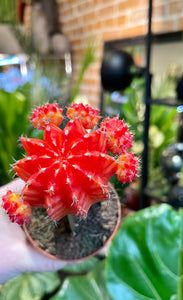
23, 185, 121, 262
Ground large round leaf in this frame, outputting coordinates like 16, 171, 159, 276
50, 261, 112, 300
107, 204, 181, 300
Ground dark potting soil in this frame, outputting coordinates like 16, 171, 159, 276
26, 188, 120, 260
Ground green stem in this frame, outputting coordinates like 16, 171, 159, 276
67, 214, 78, 234
178, 208, 183, 300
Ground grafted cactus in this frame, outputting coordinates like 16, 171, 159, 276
2, 102, 138, 224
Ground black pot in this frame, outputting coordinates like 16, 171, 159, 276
101, 50, 135, 92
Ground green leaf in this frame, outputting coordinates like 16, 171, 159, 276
62, 256, 99, 274
0, 0, 16, 23
107, 204, 181, 300
70, 40, 95, 103
0, 272, 60, 300
0, 90, 30, 183
50, 261, 112, 300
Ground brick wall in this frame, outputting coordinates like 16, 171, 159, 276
57, 0, 183, 107
23, 3, 32, 32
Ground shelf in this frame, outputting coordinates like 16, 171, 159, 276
144, 186, 183, 208
144, 186, 169, 204
147, 97, 183, 107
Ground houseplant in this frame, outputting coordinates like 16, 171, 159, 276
0, 90, 33, 185
1, 204, 182, 299
1, 102, 138, 261
104, 76, 178, 208
49, 204, 183, 300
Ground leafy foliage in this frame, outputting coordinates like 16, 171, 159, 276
0, 0, 16, 24
106, 204, 181, 300
149, 105, 177, 169
0, 90, 43, 184
62, 256, 99, 274
0, 272, 60, 300
105, 77, 178, 194
50, 261, 112, 300
0, 90, 30, 184
42, 205, 183, 300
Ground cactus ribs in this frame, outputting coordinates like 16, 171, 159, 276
2, 102, 138, 225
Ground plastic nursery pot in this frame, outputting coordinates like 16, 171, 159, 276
23, 184, 121, 262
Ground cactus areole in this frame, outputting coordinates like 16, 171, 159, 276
2, 103, 139, 225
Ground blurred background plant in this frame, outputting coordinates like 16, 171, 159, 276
0, 0, 17, 24
104, 70, 178, 203
0, 89, 43, 185
69, 41, 95, 104
0, 41, 96, 185
0, 0, 97, 184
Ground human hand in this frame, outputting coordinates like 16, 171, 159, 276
0, 178, 70, 284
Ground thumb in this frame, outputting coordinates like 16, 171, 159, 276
22, 243, 73, 273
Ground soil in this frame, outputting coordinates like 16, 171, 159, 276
25, 187, 120, 260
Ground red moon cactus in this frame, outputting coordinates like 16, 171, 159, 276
100, 117, 133, 155
2, 102, 139, 224
67, 103, 100, 129
30, 103, 63, 130
2, 191, 32, 225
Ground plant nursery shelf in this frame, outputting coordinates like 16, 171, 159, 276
148, 98, 183, 107
144, 186, 169, 204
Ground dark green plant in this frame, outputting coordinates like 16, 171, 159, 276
107, 77, 177, 167
0, 89, 43, 184
104, 76, 178, 196
0, 271, 61, 300
48, 204, 183, 300
0, 257, 100, 300
107, 204, 182, 300
0, 90, 30, 184
148, 105, 177, 170
0, 0, 16, 24
50, 261, 111, 300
